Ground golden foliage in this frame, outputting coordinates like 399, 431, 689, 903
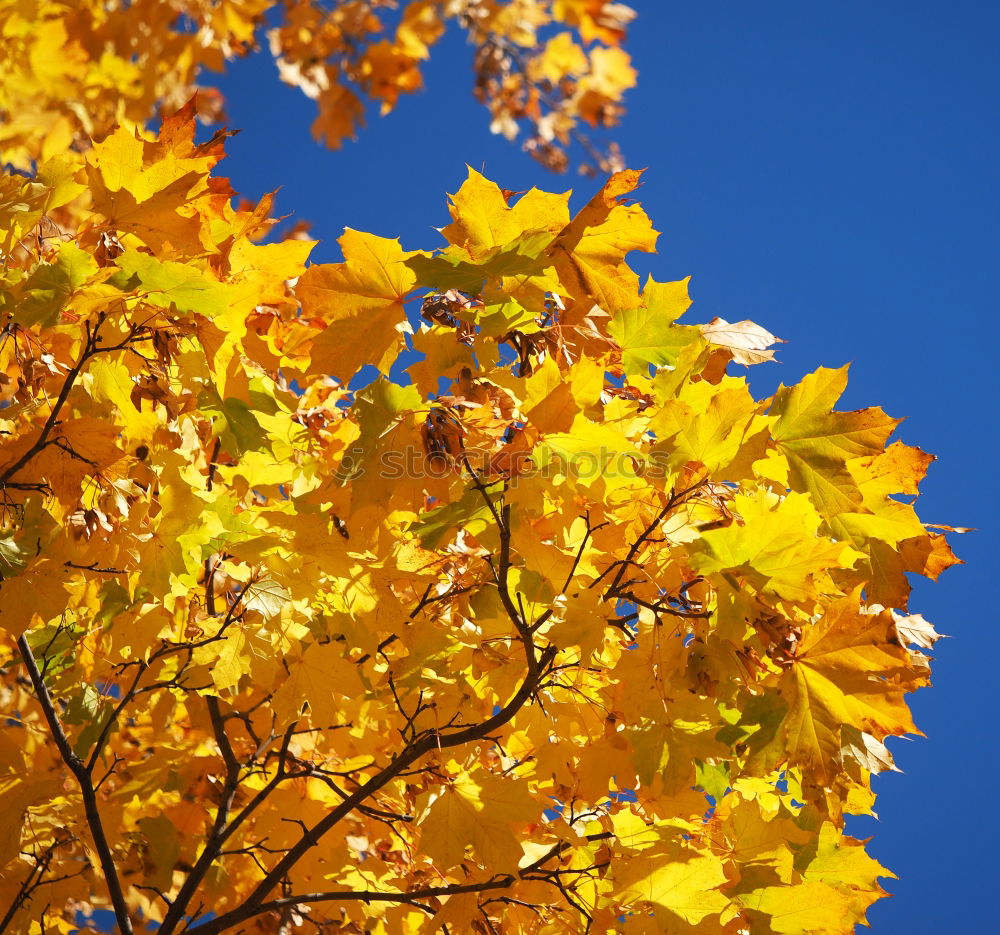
0, 0, 638, 174
0, 108, 958, 934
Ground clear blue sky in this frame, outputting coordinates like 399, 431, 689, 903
209, 1, 997, 930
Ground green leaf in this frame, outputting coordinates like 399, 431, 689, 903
113, 250, 230, 318
198, 390, 271, 456
25, 621, 85, 676
63, 684, 110, 757
411, 485, 500, 550
342, 377, 423, 484
609, 280, 702, 374
770, 365, 900, 523
0, 535, 25, 575
477, 298, 542, 337
220, 397, 269, 455
12, 242, 98, 328
694, 760, 731, 801
95, 579, 134, 627
407, 234, 551, 293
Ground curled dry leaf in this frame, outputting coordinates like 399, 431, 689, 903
699, 316, 785, 365
841, 725, 901, 774
891, 610, 948, 650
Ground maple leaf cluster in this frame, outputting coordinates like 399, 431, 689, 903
0, 103, 959, 934
0, 0, 637, 175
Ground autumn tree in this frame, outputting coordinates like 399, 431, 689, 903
0, 0, 636, 174
0, 4, 960, 935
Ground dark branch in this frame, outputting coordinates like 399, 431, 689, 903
16, 636, 135, 935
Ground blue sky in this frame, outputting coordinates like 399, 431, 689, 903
209, 1, 997, 929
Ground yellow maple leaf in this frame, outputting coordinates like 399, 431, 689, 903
773, 595, 921, 784
771, 365, 899, 523
690, 489, 863, 603
548, 169, 658, 313
441, 168, 570, 261
85, 124, 218, 253
420, 770, 537, 873
617, 849, 729, 925
299, 229, 419, 380
272, 640, 365, 728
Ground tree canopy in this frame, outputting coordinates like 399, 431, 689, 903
0, 3, 960, 935
0, 0, 636, 174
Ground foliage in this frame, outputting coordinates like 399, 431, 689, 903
0, 0, 637, 174
0, 102, 959, 934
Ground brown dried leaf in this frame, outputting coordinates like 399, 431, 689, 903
699, 316, 785, 365
891, 611, 947, 650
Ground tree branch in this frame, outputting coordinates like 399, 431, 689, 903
197, 830, 615, 933
601, 480, 707, 603
181, 639, 557, 935
252, 876, 515, 915
16, 635, 135, 935
0, 313, 146, 487
0, 836, 77, 931
157, 719, 298, 935
164, 453, 558, 935
85, 662, 146, 773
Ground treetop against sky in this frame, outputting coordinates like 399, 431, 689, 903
0, 1, 987, 933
